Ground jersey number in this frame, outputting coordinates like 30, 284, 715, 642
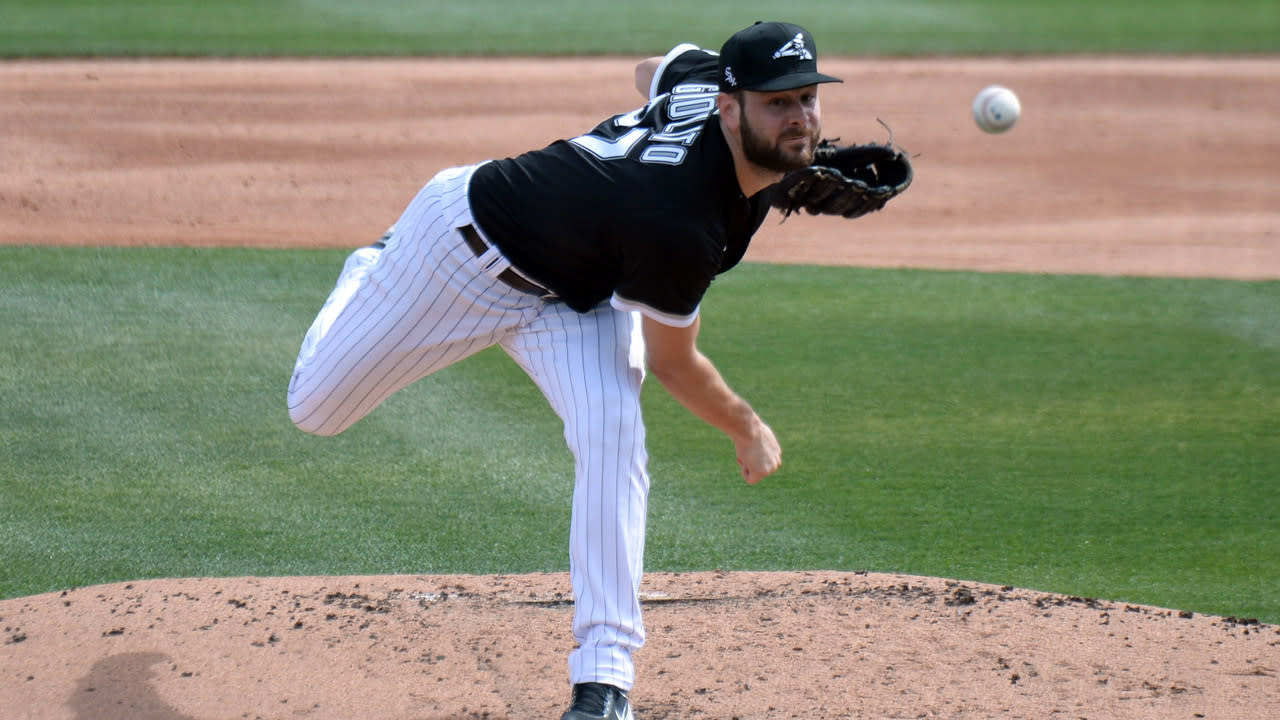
569, 127, 649, 160
568, 87, 717, 167
570, 126, 686, 165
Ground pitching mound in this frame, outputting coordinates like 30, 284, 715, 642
4, 571, 1276, 719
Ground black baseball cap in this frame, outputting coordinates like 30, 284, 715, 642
718, 21, 842, 92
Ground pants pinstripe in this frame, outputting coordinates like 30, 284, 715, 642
287, 164, 649, 690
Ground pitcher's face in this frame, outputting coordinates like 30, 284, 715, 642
736, 86, 822, 173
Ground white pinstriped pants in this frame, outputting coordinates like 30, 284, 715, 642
287, 164, 649, 690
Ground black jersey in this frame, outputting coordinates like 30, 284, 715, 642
468, 44, 771, 325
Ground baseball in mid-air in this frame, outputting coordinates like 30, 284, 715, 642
972, 85, 1021, 134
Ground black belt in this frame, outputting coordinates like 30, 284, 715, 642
459, 224, 556, 299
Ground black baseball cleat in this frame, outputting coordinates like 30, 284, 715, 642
371, 225, 395, 249
559, 682, 634, 720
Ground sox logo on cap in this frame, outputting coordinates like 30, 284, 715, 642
772, 33, 813, 61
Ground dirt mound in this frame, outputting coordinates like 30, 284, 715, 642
4, 572, 1276, 719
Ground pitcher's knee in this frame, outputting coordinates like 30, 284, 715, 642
287, 391, 348, 437
291, 413, 335, 437
566, 402, 646, 468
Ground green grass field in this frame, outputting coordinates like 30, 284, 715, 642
1, 0, 1277, 56
2, 1, 1278, 624
2, 249, 1277, 622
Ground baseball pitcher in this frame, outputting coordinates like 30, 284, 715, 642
288, 20, 910, 720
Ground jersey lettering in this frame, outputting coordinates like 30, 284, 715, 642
651, 121, 703, 145
668, 94, 717, 120
671, 82, 719, 95
639, 145, 686, 165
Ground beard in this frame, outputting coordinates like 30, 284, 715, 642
738, 106, 820, 174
